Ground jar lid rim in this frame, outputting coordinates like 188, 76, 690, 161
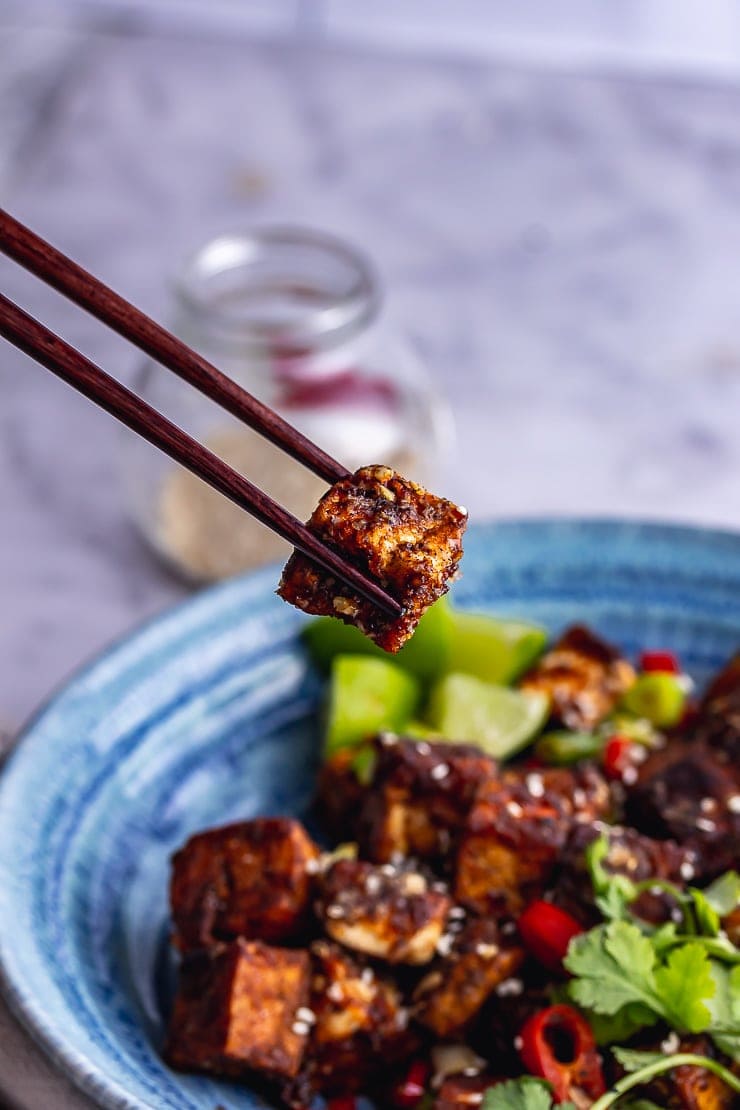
175, 226, 381, 350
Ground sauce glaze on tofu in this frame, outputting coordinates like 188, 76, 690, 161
278, 465, 468, 651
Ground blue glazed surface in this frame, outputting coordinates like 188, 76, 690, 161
1, 520, 739, 1110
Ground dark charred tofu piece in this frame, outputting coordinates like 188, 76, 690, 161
170, 818, 319, 952
559, 823, 699, 925
358, 735, 497, 864
639, 1036, 737, 1109
317, 748, 368, 841
306, 939, 413, 1095
455, 766, 610, 915
414, 917, 525, 1038
165, 939, 311, 1081
277, 465, 467, 652
432, 1073, 497, 1109
693, 654, 740, 765
623, 738, 740, 879
520, 625, 635, 730
317, 858, 451, 964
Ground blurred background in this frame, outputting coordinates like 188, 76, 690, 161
5, 0, 740, 737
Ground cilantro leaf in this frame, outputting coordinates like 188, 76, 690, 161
565, 921, 661, 1016
705, 962, 740, 1062
586, 834, 636, 921
702, 871, 740, 917
653, 943, 715, 1033
612, 1047, 664, 1072
481, 1078, 573, 1110
586, 1004, 658, 1046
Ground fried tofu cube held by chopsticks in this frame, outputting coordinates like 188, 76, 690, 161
278, 466, 468, 652
165, 939, 311, 1081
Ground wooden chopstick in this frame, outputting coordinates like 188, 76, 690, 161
0, 292, 402, 618
0, 209, 349, 486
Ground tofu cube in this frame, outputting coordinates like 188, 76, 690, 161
414, 917, 525, 1038
170, 817, 319, 952
520, 624, 635, 730
317, 858, 451, 965
306, 939, 412, 1095
165, 939, 311, 1080
455, 766, 609, 915
358, 735, 496, 864
278, 466, 468, 652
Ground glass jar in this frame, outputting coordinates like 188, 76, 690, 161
120, 227, 452, 582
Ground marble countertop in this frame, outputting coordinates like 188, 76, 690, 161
3, 15, 740, 1108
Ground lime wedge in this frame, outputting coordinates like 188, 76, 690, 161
303, 597, 453, 683
325, 656, 421, 755
448, 613, 548, 685
425, 672, 549, 759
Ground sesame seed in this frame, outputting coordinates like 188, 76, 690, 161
432, 881, 449, 894
305, 858, 320, 875
430, 762, 451, 781
380, 864, 397, 877
296, 1007, 316, 1025
514, 1035, 524, 1050
671, 907, 684, 923
326, 904, 344, 919
496, 978, 524, 997
501, 921, 517, 935
361, 968, 374, 985
526, 773, 545, 798
365, 874, 381, 896
327, 982, 344, 1002
449, 906, 466, 920
661, 1032, 680, 1055
463, 1066, 482, 1077
378, 732, 398, 746
416, 741, 432, 756
696, 817, 717, 833
506, 801, 524, 818
680, 860, 695, 881
700, 797, 717, 813
291, 1021, 310, 1036
622, 767, 638, 785
436, 934, 455, 957
728, 795, 740, 814
573, 788, 587, 807
475, 943, 500, 960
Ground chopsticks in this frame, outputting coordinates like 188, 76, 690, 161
0, 212, 402, 618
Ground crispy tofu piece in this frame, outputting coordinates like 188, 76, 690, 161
641, 1036, 737, 1109
693, 653, 740, 765
520, 625, 635, 730
278, 465, 467, 652
170, 818, 319, 952
455, 766, 610, 915
306, 939, 413, 1095
414, 917, 525, 1038
317, 858, 451, 965
624, 738, 740, 879
560, 823, 699, 925
561, 825, 701, 927
165, 939, 311, 1081
358, 735, 497, 864
432, 1074, 497, 1109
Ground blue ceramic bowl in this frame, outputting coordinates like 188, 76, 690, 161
1, 520, 739, 1110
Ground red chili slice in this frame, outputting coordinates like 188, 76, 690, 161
392, 1060, 429, 1107
602, 734, 637, 781
519, 1005, 606, 1103
639, 650, 681, 674
517, 901, 584, 972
